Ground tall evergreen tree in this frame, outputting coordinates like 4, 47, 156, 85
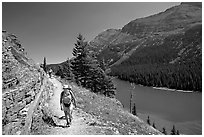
43, 57, 47, 73
71, 34, 116, 97
176, 130, 180, 135
66, 58, 75, 81
152, 122, 156, 129
162, 127, 167, 135
71, 34, 90, 86
132, 103, 137, 116
147, 116, 151, 125
171, 125, 176, 135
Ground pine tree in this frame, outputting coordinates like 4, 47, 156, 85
87, 57, 115, 97
43, 57, 47, 73
147, 116, 150, 125
132, 103, 137, 116
71, 34, 90, 86
176, 130, 180, 135
71, 34, 116, 97
64, 58, 74, 80
68, 62, 75, 81
171, 125, 176, 135
152, 122, 156, 129
162, 127, 167, 135
102, 75, 116, 97
55, 66, 63, 78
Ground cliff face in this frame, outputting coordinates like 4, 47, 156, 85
2, 31, 54, 135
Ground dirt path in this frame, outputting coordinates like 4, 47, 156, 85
47, 77, 117, 135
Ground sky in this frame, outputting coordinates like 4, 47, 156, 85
2, 2, 180, 64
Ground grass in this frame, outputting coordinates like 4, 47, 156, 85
60, 78, 162, 135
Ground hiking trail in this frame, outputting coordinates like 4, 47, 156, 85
47, 77, 117, 135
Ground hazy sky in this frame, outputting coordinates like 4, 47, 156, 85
3, 2, 180, 64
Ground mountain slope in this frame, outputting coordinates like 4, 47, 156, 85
2, 31, 55, 135
89, 29, 136, 56
121, 2, 201, 38
89, 2, 202, 92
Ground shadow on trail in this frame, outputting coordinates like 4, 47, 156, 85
59, 116, 66, 120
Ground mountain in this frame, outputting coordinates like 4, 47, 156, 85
89, 29, 135, 54
121, 2, 201, 37
89, 2, 202, 91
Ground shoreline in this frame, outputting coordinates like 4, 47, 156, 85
112, 77, 198, 93
152, 87, 194, 93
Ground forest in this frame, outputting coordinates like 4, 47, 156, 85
109, 25, 202, 92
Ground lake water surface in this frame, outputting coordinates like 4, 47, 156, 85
113, 78, 202, 135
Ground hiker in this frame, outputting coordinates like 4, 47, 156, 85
60, 85, 76, 127
48, 69, 53, 78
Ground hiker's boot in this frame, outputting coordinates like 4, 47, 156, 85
66, 122, 70, 127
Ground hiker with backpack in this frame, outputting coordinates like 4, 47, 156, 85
60, 85, 76, 127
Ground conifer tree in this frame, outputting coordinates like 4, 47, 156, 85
43, 57, 47, 73
132, 103, 137, 116
86, 54, 115, 97
55, 66, 63, 78
102, 75, 116, 97
63, 58, 74, 80
162, 127, 167, 135
71, 34, 116, 97
171, 125, 176, 135
71, 34, 90, 86
147, 116, 151, 125
176, 130, 180, 135
152, 122, 156, 129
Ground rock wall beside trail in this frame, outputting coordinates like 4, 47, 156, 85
2, 31, 54, 135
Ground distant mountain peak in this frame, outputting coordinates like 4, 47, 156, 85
121, 2, 201, 37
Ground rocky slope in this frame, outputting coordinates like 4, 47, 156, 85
2, 31, 54, 135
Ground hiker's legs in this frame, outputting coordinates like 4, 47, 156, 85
69, 103, 74, 123
64, 109, 70, 126
63, 105, 70, 126
66, 105, 72, 124
63, 103, 74, 126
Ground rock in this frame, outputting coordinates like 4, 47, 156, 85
2, 31, 54, 135
16, 131, 21, 135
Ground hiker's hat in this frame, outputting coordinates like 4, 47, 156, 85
63, 85, 71, 89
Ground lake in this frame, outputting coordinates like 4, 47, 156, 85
113, 78, 202, 135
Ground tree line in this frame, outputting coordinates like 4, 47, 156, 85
110, 63, 201, 92
109, 25, 202, 92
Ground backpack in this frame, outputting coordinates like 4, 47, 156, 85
62, 90, 72, 105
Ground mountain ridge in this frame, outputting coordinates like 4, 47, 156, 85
89, 2, 202, 92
